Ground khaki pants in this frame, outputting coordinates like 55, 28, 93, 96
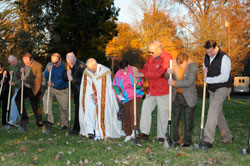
140, 94, 169, 139
43, 87, 69, 126
204, 87, 233, 144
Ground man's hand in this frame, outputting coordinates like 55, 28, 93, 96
9, 81, 15, 86
167, 68, 173, 75
168, 79, 175, 86
48, 65, 53, 72
67, 70, 73, 81
20, 67, 25, 73
203, 67, 207, 82
47, 81, 54, 87
9, 71, 14, 76
91, 94, 97, 104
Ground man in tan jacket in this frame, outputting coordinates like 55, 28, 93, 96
15, 53, 43, 127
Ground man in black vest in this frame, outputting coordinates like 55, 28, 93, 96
200, 40, 233, 149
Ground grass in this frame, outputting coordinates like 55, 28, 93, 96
0, 97, 250, 166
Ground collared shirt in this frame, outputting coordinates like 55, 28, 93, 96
203, 54, 231, 84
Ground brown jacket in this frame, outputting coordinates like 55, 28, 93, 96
17, 60, 43, 96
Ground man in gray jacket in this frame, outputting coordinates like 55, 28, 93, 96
165, 53, 198, 147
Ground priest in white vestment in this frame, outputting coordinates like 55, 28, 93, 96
79, 58, 123, 139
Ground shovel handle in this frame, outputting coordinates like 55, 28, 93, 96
7, 72, 13, 110
46, 70, 52, 115
68, 80, 71, 121
168, 59, 173, 121
133, 79, 136, 126
200, 77, 207, 129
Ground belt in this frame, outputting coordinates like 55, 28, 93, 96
55, 87, 67, 90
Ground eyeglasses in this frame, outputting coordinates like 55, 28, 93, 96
148, 51, 154, 54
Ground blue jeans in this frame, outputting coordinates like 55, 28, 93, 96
9, 88, 20, 123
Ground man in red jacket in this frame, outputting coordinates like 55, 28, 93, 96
133, 40, 172, 142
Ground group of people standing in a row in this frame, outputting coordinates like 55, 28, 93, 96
1, 39, 234, 150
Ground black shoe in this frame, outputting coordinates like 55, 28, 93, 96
138, 133, 149, 140
37, 121, 44, 127
61, 126, 68, 130
172, 141, 180, 147
70, 130, 79, 136
200, 141, 213, 148
158, 137, 165, 143
88, 133, 95, 139
182, 144, 190, 147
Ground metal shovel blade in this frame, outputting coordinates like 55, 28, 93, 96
18, 125, 25, 133
3, 125, 10, 131
42, 124, 50, 134
131, 137, 142, 147
193, 143, 200, 150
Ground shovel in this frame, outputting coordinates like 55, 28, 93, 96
66, 72, 72, 135
241, 127, 250, 155
193, 76, 207, 151
4, 72, 13, 131
166, 59, 173, 147
131, 79, 141, 146
42, 70, 52, 134
18, 71, 25, 133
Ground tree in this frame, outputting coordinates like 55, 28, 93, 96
48, 0, 119, 64
174, 0, 250, 84
106, 23, 145, 68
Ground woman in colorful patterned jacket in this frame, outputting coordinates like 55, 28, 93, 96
113, 59, 144, 142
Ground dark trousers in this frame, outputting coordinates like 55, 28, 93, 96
72, 93, 80, 132
122, 97, 142, 136
1, 91, 8, 125
15, 86, 43, 126
173, 93, 195, 145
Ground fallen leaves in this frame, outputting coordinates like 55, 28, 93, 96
145, 147, 151, 154
33, 155, 38, 160
20, 147, 28, 152
1, 156, 5, 161
176, 153, 184, 156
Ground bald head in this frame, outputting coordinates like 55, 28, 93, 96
148, 40, 163, 57
8, 55, 18, 67
66, 52, 76, 67
86, 58, 97, 73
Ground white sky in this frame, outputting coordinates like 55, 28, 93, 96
114, 0, 135, 24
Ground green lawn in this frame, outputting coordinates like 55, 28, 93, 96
0, 98, 250, 166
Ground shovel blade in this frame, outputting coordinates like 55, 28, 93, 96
131, 138, 142, 146
42, 125, 50, 134
3, 125, 10, 131
18, 126, 25, 133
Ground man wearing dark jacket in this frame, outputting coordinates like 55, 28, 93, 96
63, 52, 85, 135
200, 40, 233, 149
0, 62, 10, 129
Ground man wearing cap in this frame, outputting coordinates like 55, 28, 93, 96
79, 58, 123, 140
15, 53, 43, 127
43, 53, 69, 130
62, 52, 85, 135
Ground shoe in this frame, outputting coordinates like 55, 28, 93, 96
88, 133, 95, 139
37, 121, 43, 127
138, 133, 149, 140
124, 136, 132, 142
182, 144, 190, 147
223, 136, 235, 144
8, 121, 19, 127
172, 141, 180, 147
70, 130, 79, 136
200, 141, 213, 148
158, 138, 165, 143
61, 126, 68, 130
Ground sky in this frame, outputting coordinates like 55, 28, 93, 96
114, 0, 135, 24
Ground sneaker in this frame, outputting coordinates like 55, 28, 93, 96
182, 144, 190, 147
138, 133, 149, 140
8, 121, 19, 127
124, 136, 132, 142
222, 136, 235, 144
200, 141, 213, 148
61, 126, 68, 130
88, 133, 95, 139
